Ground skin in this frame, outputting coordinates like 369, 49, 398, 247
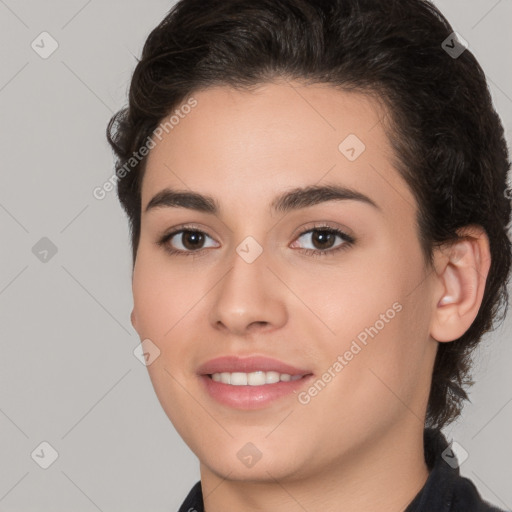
130, 80, 491, 512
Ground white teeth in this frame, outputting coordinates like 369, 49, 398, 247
248, 371, 266, 385
220, 372, 231, 384
210, 371, 304, 385
230, 372, 247, 385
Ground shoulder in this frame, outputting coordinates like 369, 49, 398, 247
406, 429, 508, 512
451, 475, 508, 512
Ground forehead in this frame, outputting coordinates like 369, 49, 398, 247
140, 80, 416, 219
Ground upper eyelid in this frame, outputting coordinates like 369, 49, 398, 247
165, 222, 349, 238
291, 222, 353, 240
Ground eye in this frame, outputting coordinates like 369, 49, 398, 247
291, 225, 355, 257
158, 226, 218, 256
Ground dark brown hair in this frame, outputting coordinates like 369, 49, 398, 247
106, 0, 512, 429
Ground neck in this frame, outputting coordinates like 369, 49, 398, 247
200, 421, 429, 512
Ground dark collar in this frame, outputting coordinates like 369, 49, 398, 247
178, 428, 504, 512
405, 428, 505, 512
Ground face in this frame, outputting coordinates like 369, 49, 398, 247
131, 81, 439, 483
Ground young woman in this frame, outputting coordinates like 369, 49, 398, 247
106, 0, 511, 510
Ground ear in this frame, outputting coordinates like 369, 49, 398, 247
430, 225, 491, 343
130, 309, 138, 331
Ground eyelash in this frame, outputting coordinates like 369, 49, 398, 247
156, 223, 355, 259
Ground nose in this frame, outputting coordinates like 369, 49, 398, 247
208, 245, 288, 337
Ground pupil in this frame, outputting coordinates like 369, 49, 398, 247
183, 230, 204, 250
314, 230, 334, 249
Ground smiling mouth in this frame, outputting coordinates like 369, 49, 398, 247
200, 370, 314, 409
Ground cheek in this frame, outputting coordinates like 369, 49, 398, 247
307, 241, 431, 381
294, 250, 406, 340
131, 254, 207, 339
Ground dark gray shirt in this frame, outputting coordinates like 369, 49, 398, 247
178, 428, 507, 511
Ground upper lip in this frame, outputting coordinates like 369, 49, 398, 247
197, 355, 313, 376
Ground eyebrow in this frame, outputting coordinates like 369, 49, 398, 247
144, 183, 381, 215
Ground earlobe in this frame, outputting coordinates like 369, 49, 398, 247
430, 226, 491, 343
130, 309, 137, 330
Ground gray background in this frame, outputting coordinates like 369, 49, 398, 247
0, 1, 510, 510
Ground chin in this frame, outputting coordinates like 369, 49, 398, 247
195, 439, 316, 484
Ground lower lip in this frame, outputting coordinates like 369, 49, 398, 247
199, 374, 314, 410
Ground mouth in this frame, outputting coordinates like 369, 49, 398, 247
197, 355, 314, 409
198, 369, 313, 410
